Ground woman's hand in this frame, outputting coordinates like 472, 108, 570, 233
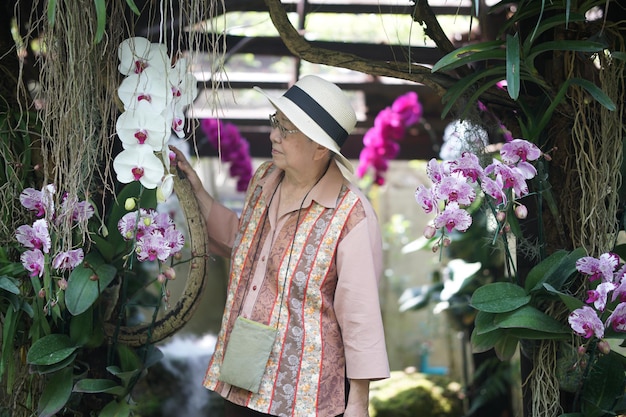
169, 145, 204, 193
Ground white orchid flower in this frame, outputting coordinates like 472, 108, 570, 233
157, 173, 175, 203
169, 58, 199, 108
118, 66, 171, 113
116, 102, 170, 151
113, 146, 164, 189
118, 37, 170, 76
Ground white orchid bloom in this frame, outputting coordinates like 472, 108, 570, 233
116, 103, 170, 151
113, 146, 164, 189
118, 37, 170, 76
118, 66, 171, 113
169, 58, 199, 108
157, 174, 175, 203
169, 106, 187, 138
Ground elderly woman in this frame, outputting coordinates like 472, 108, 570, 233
171, 75, 389, 417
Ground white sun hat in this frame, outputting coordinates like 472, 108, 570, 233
254, 75, 357, 173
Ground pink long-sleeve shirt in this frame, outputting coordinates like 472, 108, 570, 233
203, 160, 389, 417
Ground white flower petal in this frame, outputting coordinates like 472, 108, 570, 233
157, 174, 175, 203
117, 67, 170, 113
116, 105, 169, 151
113, 147, 164, 189
118, 37, 152, 75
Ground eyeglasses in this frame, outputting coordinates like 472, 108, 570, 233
269, 113, 299, 139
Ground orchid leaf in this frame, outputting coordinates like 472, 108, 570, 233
527, 40, 606, 72
470, 282, 530, 313
441, 67, 504, 118
543, 283, 584, 311
470, 326, 502, 353
73, 378, 125, 396
65, 252, 117, 316
38, 367, 73, 417
525, 248, 586, 293
522, 13, 586, 52
613, 52, 626, 61
47, 0, 57, 27
493, 332, 519, 361
100, 399, 132, 417
570, 78, 616, 111
94, 0, 106, 44
431, 40, 504, 73
27, 334, 77, 366
506, 33, 520, 100
493, 305, 571, 335
125, 0, 141, 15
581, 355, 625, 417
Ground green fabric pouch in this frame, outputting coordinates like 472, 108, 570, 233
218, 316, 278, 393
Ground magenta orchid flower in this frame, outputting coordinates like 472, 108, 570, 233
435, 176, 476, 205
568, 305, 605, 339
450, 152, 483, 182
20, 249, 45, 278
15, 219, 51, 254
415, 185, 436, 214
136, 230, 171, 262
500, 139, 542, 164
606, 302, 626, 332
585, 282, 616, 311
576, 253, 620, 282
19, 184, 56, 218
434, 202, 472, 233
52, 249, 84, 271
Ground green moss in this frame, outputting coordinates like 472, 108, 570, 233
370, 371, 464, 417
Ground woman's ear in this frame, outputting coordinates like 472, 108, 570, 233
313, 144, 331, 162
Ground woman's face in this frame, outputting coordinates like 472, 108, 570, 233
269, 112, 319, 172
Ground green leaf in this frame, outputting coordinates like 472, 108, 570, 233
612, 51, 626, 62
522, 13, 586, 52
432, 40, 504, 73
543, 283, 585, 311
571, 78, 617, 111
37, 367, 73, 417
470, 282, 531, 313
65, 253, 117, 316
493, 305, 571, 334
493, 332, 519, 361
0, 275, 20, 294
441, 67, 505, 118
99, 399, 132, 417
581, 355, 625, 417
524, 249, 568, 292
47, 0, 57, 27
69, 307, 95, 347
474, 310, 498, 335
470, 327, 503, 353
506, 33, 520, 100
125, 0, 141, 15
30, 353, 77, 375
27, 334, 78, 366
94, 0, 106, 43
526, 40, 605, 72
73, 378, 125, 395
526, 247, 586, 293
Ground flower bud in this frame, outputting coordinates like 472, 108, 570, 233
443, 238, 451, 247
89, 274, 99, 281
432, 244, 440, 253
125, 198, 136, 211
58, 278, 68, 291
597, 340, 611, 355
423, 225, 436, 239
157, 273, 167, 284
174, 252, 183, 260
496, 211, 506, 223
577, 345, 587, 356
515, 204, 528, 219
163, 267, 176, 280
38, 288, 46, 298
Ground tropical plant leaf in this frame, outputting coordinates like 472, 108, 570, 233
471, 326, 503, 353
94, 0, 106, 43
440, 67, 504, 118
570, 78, 616, 111
543, 283, 585, 311
522, 13, 586, 51
493, 332, 519, 361
0, 275, 20, 294
65, 252, 117, 316
37, 367, 73, 417
27, 334, 78, 366
470, 282, 531, 313
506, 33, 520, 100
493, 304, 571, 334
47, 0, 57, 27
431, 40, 505, 73
73, 378, 125, 395
125, 0, 141, 15
99, 399, 132, 417
526, 40, 606, 72
581, 355, 625, 417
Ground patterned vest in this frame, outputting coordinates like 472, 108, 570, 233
204, 162, 361, 417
